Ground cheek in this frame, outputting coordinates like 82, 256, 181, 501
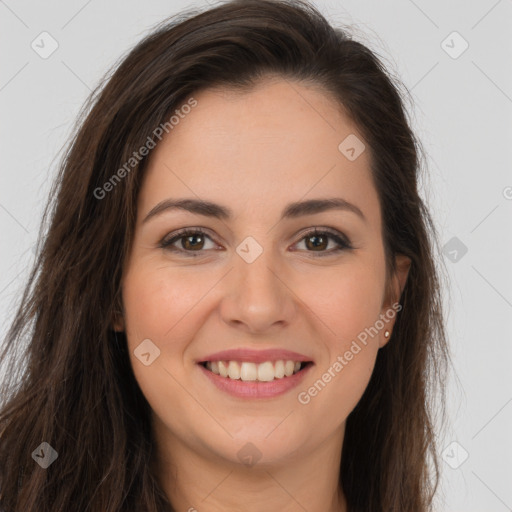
121, 266, 209, 345
296, 256, 385, 346
121, 267, 207, 431
121, 267, 204, 404
306, 348, 377, 431
293, 257, 385, 420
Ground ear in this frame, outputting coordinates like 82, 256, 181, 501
379, 253, 411, 348
111, 308, 125, 332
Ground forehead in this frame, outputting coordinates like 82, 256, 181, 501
139, 78, 380, 228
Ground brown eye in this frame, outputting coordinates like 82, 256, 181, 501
304, 233, 329, 251
160, 228, 216, 256
294, 228, 352, 256
180, 233, 205, 250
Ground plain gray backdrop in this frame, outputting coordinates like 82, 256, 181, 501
1, 0, 511, 510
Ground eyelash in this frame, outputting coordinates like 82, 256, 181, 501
158, 227, 353, 257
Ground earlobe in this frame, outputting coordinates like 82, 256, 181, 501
379, 328, 392, 348
111, 311, 125, 332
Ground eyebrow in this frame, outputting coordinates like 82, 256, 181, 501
143, 197, 366, 224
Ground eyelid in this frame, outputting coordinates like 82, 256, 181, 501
294, 226, 351, 245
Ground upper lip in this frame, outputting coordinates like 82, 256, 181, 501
197, 348, 313, 364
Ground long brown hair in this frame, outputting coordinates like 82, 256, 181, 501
0, 1, 449, 510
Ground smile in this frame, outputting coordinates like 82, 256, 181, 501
197, 348, 314, 399
201, 359, 311, 381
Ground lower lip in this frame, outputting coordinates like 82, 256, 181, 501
198, 363, 313, 399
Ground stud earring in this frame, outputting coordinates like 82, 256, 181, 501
384, 330, 390, 338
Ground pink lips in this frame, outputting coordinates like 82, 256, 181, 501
197, 348, 312, 364
196, 348, 314, 399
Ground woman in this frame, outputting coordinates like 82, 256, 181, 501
0, 0, 449, 510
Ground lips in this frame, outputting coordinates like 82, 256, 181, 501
197, 348, 313, 398
198, 348, 312, 364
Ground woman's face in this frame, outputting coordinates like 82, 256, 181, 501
116, 77, 409, 470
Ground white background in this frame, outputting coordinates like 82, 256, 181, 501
1, 0, 511, 510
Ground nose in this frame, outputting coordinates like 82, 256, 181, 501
218, 248, 297, 335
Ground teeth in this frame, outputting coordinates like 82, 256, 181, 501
218, 361, 228, 378
257, 361, 274, 382
240, 362, 258, 381
228, 361, 241, 379
274, 360, 285, 378
284, 360, 295, 377
204, 359, 305, 381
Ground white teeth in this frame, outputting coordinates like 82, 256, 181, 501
218, 361, 228, 378
284, 360, 295, 377
227, 361, 241, 379
257, 361, 275, 382
274, 360, 285, 378
204, 359, 305, 381
240, 362, 258, 381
